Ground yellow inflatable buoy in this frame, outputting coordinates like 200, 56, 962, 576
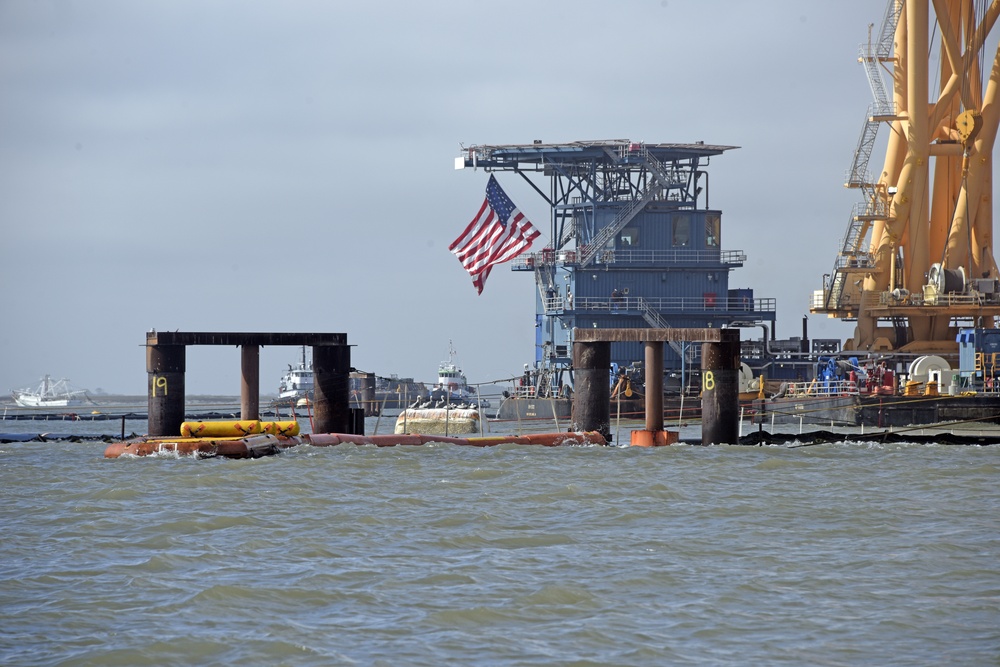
180, 420, 263, 438
260, 421, 300, 436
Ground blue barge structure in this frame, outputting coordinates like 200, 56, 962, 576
457, 139, 783, 420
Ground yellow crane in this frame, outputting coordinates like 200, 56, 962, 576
812, 0, 1000, 359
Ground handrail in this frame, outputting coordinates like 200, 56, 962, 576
573, 295, 776, 313
510, 248, 747, 269
579, 145, 689, 267
782, 379, 861, 397
579, 186, 659, 267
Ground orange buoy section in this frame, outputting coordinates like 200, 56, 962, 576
104, 429, 607, 459
629, 429, 679, 447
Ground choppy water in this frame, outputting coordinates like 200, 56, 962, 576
1, 416, 998, 666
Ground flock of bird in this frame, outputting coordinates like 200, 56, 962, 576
407, 398, 479, 410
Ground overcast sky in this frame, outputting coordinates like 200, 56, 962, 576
0, 0, 949, 395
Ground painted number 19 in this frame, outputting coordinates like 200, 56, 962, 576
152, 376, 168, 397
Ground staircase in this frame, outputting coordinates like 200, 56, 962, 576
637, 297, 690, 359
825, 0, 900, 312
825, 270, 849, 311
578, 148, 686, 268
578, 186, 659, 267
534, 263, 556, 311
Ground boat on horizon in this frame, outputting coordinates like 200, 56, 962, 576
276, 346, 314, 407
273, 346, 429, 414
392, 343, 488, 433
11, 375, 95, 408
428, 341, 489, 408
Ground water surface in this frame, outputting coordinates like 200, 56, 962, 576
1, 419, 998, 665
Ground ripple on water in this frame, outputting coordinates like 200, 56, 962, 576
1, 438, 998, 665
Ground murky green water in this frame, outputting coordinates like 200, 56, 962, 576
1, 417, 998, 666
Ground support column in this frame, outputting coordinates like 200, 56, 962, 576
644, 340, 664, 432
358, 372, 377, 416
240, 344, 260, 421
312, 344, 351, 435
571, 341, 611, 442
630, 340, 676, 446
147, 344, 185, 437
700, 329, 740, 445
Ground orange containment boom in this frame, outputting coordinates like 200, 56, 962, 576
103, 431, 608, 459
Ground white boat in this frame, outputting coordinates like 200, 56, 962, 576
278, 346, 314, 404
428, 341, 489, 408
11, 375, 94, 408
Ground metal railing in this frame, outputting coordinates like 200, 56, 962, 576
579, 146, 690, 267
579, 187, 659, 267
573, 295, 776, 313
511, 248, 746, 269
781, 379, 861, 397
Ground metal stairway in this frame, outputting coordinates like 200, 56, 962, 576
534, 262, 557, 311
578, 148, 684, 268
824, 0, 900, 311
578, 186, 658, 267
637, 297, 690, 359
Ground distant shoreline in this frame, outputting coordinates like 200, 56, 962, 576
0, 394, 277, 409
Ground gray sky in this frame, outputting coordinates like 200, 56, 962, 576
1, 0, 926, 395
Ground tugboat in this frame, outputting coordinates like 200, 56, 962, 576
276, 346, 313, 407
429, 341, 489, 408
393, 342, 486, 434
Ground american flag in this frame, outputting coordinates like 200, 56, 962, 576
450, 175, 542, 294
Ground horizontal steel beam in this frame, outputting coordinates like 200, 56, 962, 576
145, 331, 349, 347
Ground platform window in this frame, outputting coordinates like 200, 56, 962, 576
672, 216, 690, 247
620, 227, 639, 247
705, 214, 720, 247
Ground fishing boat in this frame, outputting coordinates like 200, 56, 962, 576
11, 375, 94, 408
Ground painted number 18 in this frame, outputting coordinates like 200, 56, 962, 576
702, 371, 715, 392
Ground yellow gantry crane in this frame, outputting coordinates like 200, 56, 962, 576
812, 0, 1000, 357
